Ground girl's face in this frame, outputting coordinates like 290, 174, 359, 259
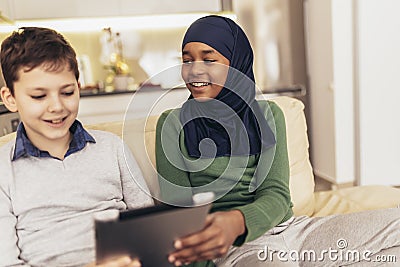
181, 42, 230, 100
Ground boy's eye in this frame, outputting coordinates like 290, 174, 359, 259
182, 59, 193, 64
62, 91, 75, 96
31, 95, 45, 99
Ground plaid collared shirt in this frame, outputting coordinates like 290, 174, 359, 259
12, 120, 96, 161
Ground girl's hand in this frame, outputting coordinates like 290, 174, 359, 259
168, 210, 245, 266
85, 256, 141, 267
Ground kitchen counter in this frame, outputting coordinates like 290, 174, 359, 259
260, 84, 306, 96
0, 85, 305, 117
79, 88, 137, 97
0, 85, 305, 135
79, 84, 188, 97
0, 86, 151, 115
77, 86, 190, 124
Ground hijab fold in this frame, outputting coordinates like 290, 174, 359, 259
180, 15, 276, 158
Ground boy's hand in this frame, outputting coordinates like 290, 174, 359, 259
168, 210, 245, 266
85, 256, 141, 267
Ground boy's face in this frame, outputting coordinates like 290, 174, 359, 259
0, 64, 80, 149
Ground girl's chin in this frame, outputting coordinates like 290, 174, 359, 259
192, 96, 213, 102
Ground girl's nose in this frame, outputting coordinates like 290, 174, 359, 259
190, 61, 207, 75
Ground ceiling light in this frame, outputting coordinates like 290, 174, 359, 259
0, 13, 237, 33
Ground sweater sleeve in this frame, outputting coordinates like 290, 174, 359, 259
0, 147, 30, 267
118, 139, 154, 209
155, 110, 193, 205
234, 102, 293, 245
0, 191, 29, 267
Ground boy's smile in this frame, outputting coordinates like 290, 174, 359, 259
1, 64, 79, 154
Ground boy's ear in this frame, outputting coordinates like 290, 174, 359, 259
0, 86, 18, 112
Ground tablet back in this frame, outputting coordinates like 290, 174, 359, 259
95, 203, 211, 266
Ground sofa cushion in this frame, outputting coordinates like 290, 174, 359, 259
0, 96, 316, 214
122, 117, 159, 198
2, 97, 399, 217
121, 96, 317, 215
0, 132, 15, 147
119, 96, 316, 214
313, 185, 400, 217
86, 118, 160, 198
270, 97, 315, 216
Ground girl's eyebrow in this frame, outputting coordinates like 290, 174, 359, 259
201, 50, 216, 55
182, 49, 216, 56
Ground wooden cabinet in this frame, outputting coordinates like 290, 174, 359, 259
78, 88, 189, 125
10, 0, 222, 20
78, 93, 133, 125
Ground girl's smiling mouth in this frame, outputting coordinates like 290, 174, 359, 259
189, 82, 211, 87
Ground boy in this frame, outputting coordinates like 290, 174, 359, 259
0, 27, 151, 266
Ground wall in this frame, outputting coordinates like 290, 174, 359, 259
304, 0, 337, 183
305, 0, 356, 185
306, 0, 400, 186
356, 0, 400, 185
331, 0, 355, 184
233, 0, 307, 91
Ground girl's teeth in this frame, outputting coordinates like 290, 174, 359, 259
192, 82, 209, 87
52, 119, 62, 124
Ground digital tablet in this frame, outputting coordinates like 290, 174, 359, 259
95, 193, 214, 266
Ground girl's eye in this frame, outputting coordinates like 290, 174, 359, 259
204, 59, 217, 64
31, 95, 45, 99
182, 59, 193, 64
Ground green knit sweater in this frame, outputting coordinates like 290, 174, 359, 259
155, 100, 293, 267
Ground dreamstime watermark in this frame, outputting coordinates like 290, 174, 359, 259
257, 238, 397, 264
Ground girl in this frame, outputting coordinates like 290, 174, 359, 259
155, 15, 400, 267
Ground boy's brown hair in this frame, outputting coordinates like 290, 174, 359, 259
0, 27, 79, 95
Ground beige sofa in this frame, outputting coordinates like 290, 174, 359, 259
1, 96, 399, 216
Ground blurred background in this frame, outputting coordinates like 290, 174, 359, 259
0, 0, 307, 93
0, 0, 399, 189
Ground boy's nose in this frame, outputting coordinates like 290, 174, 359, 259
48, 97, 64, 112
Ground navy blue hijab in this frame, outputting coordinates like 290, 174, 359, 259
180, 15, 276, 158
